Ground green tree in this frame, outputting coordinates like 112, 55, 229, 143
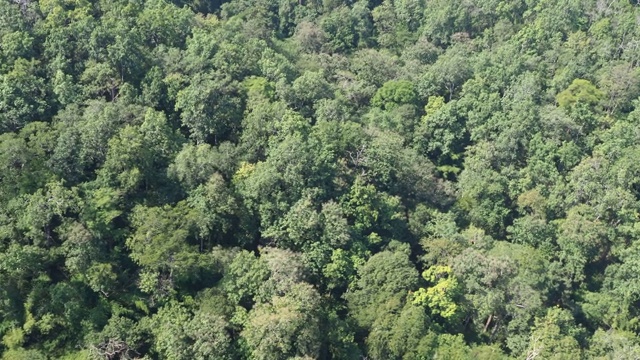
242, 283, 324, 360
0, 59, 49, 132
457, 143, 511, 236
126, 202, 202, 297
175, 72, 245, 144
523, 308, 584, 360
151, 301, 233, 360
412, 265, 462, 320
418, 43, 473, 100
556, 78, 604, 109
345, 243, 419, 329
371, 80, 417, 110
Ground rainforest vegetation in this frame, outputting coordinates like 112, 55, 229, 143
1, 0, 640, 358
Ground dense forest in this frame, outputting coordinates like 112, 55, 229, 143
1, 0, 640, 358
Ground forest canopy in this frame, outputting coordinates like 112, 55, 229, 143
1, 0, 640, 358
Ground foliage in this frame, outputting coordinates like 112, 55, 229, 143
0, 0, 639, 357
413, 265, 461, 319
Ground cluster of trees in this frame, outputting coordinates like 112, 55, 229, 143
1, 0, 640, 358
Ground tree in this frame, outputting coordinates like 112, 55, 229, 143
187, 173, 241, 249
457, 143, 511, 236
320, 4, 372, 53
54, 101, 147, 175
418, 43, 473, 100
97, 109, 182, 196
433, 334, 471, 359
126, 202, 201, 297
295, 21, 327, 53
86, 315, 147, 360
287, 70, 333, 114
0, 59, 49, 132
0, 30, 34, 68
350, 48, 399, 88
345, 243, 419, 329
598, 62, 640, 114
222, 250, 270, 306
15, 181, 77, 247
80, 61, 122, 102
137, 0, 194, 48
262, 191, 322, 251
414, 97, 467, 170
242, 283, 324, 360
588, 328, 640, 359
556, 205, 610, 286
175, 72, 245, 144
340, 177, 403, 240
412, 265, 462, 320
0, 131, 51, 200
151, 301, 233, 360
452, 240, 550, 352
371, 80, 417, 110
169, 142, 237, 190
523, 308, 584, 360
556, 78, 604, 109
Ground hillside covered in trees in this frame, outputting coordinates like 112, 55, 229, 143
1, 0, 640, 358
